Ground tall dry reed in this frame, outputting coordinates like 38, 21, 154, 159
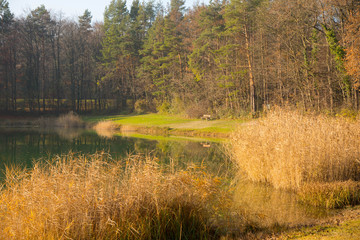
229, 110, 360, 190
0, 152, 232, 239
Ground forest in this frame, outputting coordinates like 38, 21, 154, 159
0, 0, 359, 117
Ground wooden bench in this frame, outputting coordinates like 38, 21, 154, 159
201, 142, 211, 148
201, 114, 212, 121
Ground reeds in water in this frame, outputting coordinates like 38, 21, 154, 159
0, 152, 233, 239
229, 109, 360, 208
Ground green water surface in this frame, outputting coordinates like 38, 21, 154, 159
0, 128, 228, 177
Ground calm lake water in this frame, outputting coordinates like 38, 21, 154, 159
0, 128, 228, 176
0, 128, 331, 226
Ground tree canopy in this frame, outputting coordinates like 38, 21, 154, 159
1, 0, 360, 116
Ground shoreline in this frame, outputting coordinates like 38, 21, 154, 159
0, 115, 233, 139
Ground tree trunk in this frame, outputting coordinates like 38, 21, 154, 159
244, 24, 256, 115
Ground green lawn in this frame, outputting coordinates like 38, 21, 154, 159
83, 113, 245, 134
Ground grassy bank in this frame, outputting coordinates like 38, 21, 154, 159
280, 206, 360, 239
84, 113, 244, 138
0, 152, 248, 239
229, 109, 360, 209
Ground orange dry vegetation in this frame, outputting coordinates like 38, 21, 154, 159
345, 11, 360, 88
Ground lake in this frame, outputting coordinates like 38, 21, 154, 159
0, 127, 332, 227
0, 128, 228, 178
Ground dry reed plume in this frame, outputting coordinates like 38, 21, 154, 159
93, 121, 120, 138
0, 152, 232, 239
229, 110, 360, 190
56, 112, 85, 128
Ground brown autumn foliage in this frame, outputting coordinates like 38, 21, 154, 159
345, 11, 360, 89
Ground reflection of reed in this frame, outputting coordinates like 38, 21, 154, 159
34, 127, 84, 141
233, 181, 330, 227
119, 125, 137, 136
54, 128, 83, 141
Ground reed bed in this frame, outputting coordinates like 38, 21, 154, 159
229, 110, 360, 202
0, 152, 234, 239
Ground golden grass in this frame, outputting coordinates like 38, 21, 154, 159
93, 121, 120, 138
0, 152, 234, 239
229, 109, 360, 190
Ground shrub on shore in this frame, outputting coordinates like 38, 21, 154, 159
37, 111, 85, 128
229, 109, 360, 208
56, 111, 85, 128
0, 153, 235, 239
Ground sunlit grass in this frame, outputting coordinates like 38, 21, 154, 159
84, 114, 192, 126
84, 113, 242, 135
110, 114, 192, 126
0, 152, 240, 239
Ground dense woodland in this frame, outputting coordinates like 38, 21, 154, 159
0, 0, 359, 117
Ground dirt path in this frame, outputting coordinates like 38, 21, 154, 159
167, 120, 224, 129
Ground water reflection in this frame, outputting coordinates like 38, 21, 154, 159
233, 181, 332, 227
0, 128, 228, 178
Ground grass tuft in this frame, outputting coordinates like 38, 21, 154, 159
93, 121, 120, 138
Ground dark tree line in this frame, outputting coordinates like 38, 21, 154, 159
0, 0, 360, 117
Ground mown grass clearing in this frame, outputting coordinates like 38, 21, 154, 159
84, 113, 244, 135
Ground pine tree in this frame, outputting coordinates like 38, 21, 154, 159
188, 0, 229, 112
78, 9, 93, 111
139, 0, 187, 106
101, 0, 129, 108
224, 0, 265, 115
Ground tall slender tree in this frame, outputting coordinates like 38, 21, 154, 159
0, 0, 15, 111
